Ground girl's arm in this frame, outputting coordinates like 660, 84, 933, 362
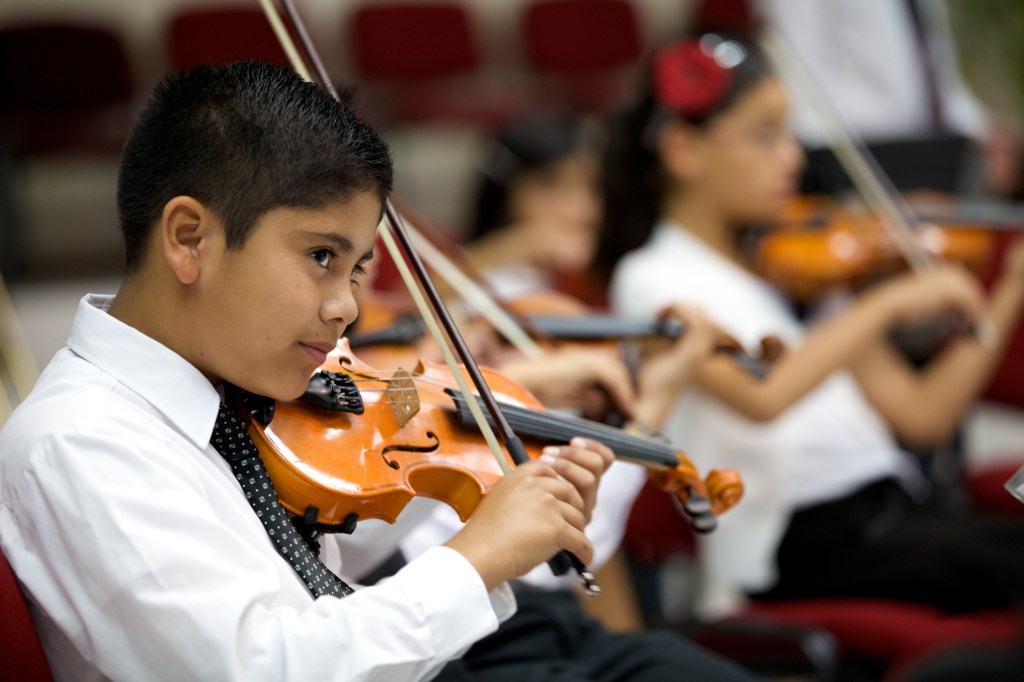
695, 265, 990, 422
853, 239, 1024, 448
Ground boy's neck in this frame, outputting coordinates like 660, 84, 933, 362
108, 275, 216, 384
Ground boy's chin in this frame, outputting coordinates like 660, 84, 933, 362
240, 376, 312, 402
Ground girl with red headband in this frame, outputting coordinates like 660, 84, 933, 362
601, 34, 1024, 617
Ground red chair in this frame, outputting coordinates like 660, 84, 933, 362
623, 482, 1024, 679
0, 21, 135, 279
166, 6, 291, 71
0, 22, 134, 156
347, 3, 529, 129
521, 0, 644, 116
980, 232, 1024, 410
0, 547, 53, 681
966, 232, 1024, 516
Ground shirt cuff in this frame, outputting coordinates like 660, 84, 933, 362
384, 546, 517, 662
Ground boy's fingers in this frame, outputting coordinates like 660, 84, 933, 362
520, 461, 587, 513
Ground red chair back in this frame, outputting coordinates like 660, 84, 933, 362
167, 6, 290, 71
0, 22, 133, 155
351, 3, 478, 80
0, 547, 54, 681
346, 3, 525, 128
981, 232, 1024, 409
521, 0, 643, 115
0, 23, 131, 109
523, 0, 641, 73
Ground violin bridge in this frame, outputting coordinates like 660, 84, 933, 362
386, 369, 420, 428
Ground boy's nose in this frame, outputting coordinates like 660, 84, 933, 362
322, 288, 358, 330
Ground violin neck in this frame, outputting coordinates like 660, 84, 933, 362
445, 388, 680, 469
527, 314, 683, 341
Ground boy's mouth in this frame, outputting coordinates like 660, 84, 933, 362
299, 341, 335, 366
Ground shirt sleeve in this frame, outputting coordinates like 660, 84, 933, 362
1, 418, 511, 682
385, 462, 648, 593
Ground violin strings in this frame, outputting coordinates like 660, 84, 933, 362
315, 373, 678, 467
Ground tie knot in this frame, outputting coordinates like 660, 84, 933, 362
211, 401, 255, 462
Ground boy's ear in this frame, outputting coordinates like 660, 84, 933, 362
657, 121, 704, 182
159, 196, 217, 285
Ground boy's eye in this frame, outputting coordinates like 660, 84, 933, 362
351, 263, 369, 284
311, 248, 334, 268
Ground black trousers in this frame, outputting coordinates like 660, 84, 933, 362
435, 591, 760, 682
754, 478, 1024, 613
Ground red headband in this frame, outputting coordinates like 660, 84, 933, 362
652, 40, 733, 119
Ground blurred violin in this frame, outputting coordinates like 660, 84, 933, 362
347, 288, 780, 379
757, 28, 1000, 345
754, 194, 996, 301
242, 340, 743, 535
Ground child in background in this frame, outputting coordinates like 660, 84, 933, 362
602, 34, 1024, 617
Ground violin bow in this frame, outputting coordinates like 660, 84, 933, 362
389, 197, 552, 358
260, 0, 600, 594
759, 25, 997, 346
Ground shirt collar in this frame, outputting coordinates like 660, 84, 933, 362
68, 294, 221, 449
650, 220, 779, 292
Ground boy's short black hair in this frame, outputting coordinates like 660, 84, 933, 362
117, 60, 393, 273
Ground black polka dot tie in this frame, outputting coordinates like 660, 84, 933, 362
211, 396, 353, 599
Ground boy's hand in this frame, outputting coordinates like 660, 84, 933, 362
541, 437, 615, 524
443, 438, 614, 591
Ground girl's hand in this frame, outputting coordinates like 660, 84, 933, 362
873, 265, 987, 329
498, 346, 637, 417
633, 303, 720, 429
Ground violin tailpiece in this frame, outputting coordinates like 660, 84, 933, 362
299, 371, 364, 414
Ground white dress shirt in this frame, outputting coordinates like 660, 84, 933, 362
610, 224, 922, 606
0, 294, 514, 682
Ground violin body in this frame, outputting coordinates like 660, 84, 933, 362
756, 195, 995, 301
245, 339, 742, 532
247, 340, 513, 527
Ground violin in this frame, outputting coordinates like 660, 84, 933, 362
242, 340, 743, 534
753, 194, 996, 302
347, 288, 780, 379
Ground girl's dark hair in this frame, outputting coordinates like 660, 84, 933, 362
595, 34, 770, 281
468, 117, 586, 239
117, 60, 393, 274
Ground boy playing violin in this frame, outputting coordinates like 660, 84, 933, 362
0, 61, 617, 682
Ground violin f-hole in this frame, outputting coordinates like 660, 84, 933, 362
381, 431, 440, 470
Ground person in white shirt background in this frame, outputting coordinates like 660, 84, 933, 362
600, 32, 1024, 622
